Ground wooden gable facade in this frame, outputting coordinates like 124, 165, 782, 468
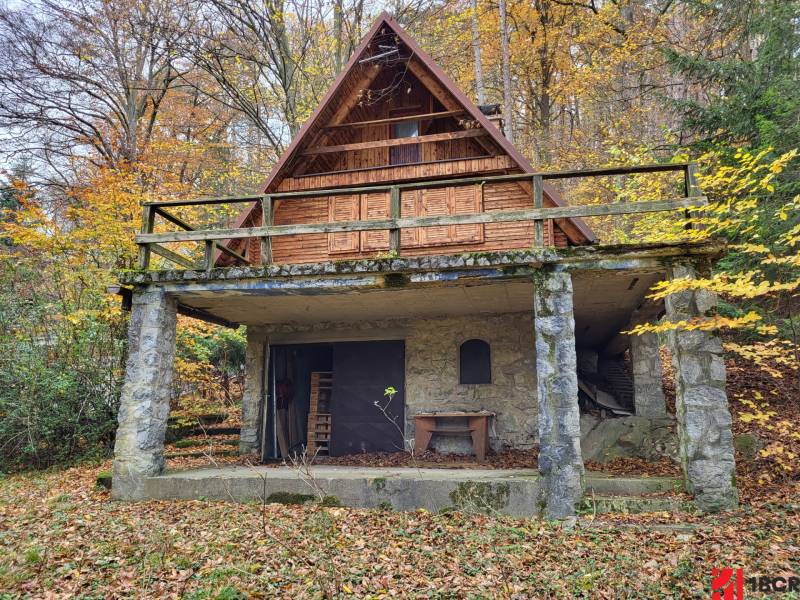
226, 13, 594, 266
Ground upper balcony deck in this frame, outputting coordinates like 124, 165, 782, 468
134, 162, 706, 275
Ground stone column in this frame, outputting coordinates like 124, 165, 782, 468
240, 327, 268, 454
628, 313, 667, 417
533, 268, 584, 518
112, 287, 177, 500
665, 263, 738, 512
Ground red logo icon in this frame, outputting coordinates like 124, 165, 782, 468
712, 568, 744, 600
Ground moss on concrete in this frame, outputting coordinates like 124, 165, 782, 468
265, 492, 315, 505
449, 482, 510, 513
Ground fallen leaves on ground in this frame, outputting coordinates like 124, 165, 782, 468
4, 350, 799, 597
309, 448, 539, 470
584, 457, 681, 478
1, 462, 797, 599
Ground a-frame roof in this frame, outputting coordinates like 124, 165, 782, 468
246, 11, 594, 244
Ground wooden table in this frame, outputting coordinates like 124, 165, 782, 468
413, 411, 495, 461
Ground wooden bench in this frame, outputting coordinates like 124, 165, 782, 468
413, 411, 495, 461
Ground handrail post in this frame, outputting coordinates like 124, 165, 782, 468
389, 186, 401, 255
532, 175, 544, 247
260, 195, 273, 265
683, 163, 695, 197
684, 163, 700, 230
204, 240, 215, 274
138, 205, 154, 269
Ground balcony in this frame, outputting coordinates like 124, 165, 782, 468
134, 163, 706, 273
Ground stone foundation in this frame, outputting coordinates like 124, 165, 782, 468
112, 288, 177, 500
580, 415, 678, 463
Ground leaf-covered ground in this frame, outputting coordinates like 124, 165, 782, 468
1, 351, 798, 598
0, 462, 798, 599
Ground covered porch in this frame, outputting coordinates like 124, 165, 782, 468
113, 241, 738, 517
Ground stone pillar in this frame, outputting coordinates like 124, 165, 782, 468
240, 328, 268, 454
665, 263, 738, 512
112, 287, 177, 500
628, 313, 667, 417
533, 269, 584, 518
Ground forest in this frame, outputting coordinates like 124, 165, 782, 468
0, 0, 798, 597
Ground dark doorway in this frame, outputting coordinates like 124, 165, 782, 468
265, 344, 333, 460
330, 340, 405, 456
264, 340, 406, 460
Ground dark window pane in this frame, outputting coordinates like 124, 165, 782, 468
392, 121, 419, 138
390, 121, 420, 166
459, 339, 491, 384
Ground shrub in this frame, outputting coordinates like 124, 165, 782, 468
0, 262, 127, 470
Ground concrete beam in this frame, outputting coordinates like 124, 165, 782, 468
118, 241, 727, 288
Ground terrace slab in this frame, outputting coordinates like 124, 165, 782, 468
143, 466, 683, 518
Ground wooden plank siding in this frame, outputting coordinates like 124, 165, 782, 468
276, 156, 516, 191
238, 181, 563, 265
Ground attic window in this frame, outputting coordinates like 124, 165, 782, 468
459, 339, 491, 384
390, 120, 420, 165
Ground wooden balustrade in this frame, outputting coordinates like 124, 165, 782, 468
135, 163, 707, 271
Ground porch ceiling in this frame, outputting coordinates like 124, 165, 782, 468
173, 268, 665, 349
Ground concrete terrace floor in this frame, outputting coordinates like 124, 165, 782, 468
145, 466, 685, 518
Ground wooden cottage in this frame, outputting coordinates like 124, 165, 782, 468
113, 13, 738, 517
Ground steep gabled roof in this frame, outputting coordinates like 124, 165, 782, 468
236, 11, 594, 244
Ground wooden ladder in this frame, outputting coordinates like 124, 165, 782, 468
306, 371, 333, 456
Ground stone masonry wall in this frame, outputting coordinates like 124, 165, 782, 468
665, 263, 738, 512
404, 313, 537, 453
629, 326, 667, 417
265, 312, 538, 453
241, 328, 267, 454
533, 269, 584, 518
112, 288, 177, 500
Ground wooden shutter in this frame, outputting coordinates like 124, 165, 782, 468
416, 185, 484, 247
418, 187, 451, 246
400, 189, 420, 247
451, 185, 484, 243
328, 194, 360, 253
360, 192, 390, 251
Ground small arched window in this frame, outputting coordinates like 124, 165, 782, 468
459, 339, 491, 384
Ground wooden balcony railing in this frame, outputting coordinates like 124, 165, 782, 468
135, 162, 705, 272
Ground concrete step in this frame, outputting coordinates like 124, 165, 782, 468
165, 449, 239, 459
172, 438, 238, 449
200, 426, 241, 436
585, 473, 682, 495
143, 466, 694, 518
580, 494, 695, 515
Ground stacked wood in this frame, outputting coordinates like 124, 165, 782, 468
306, 371, 333, 456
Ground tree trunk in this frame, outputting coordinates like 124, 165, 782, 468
471, 0, 485, 105
334, 0, 344, 73
499, 0, 514, 143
